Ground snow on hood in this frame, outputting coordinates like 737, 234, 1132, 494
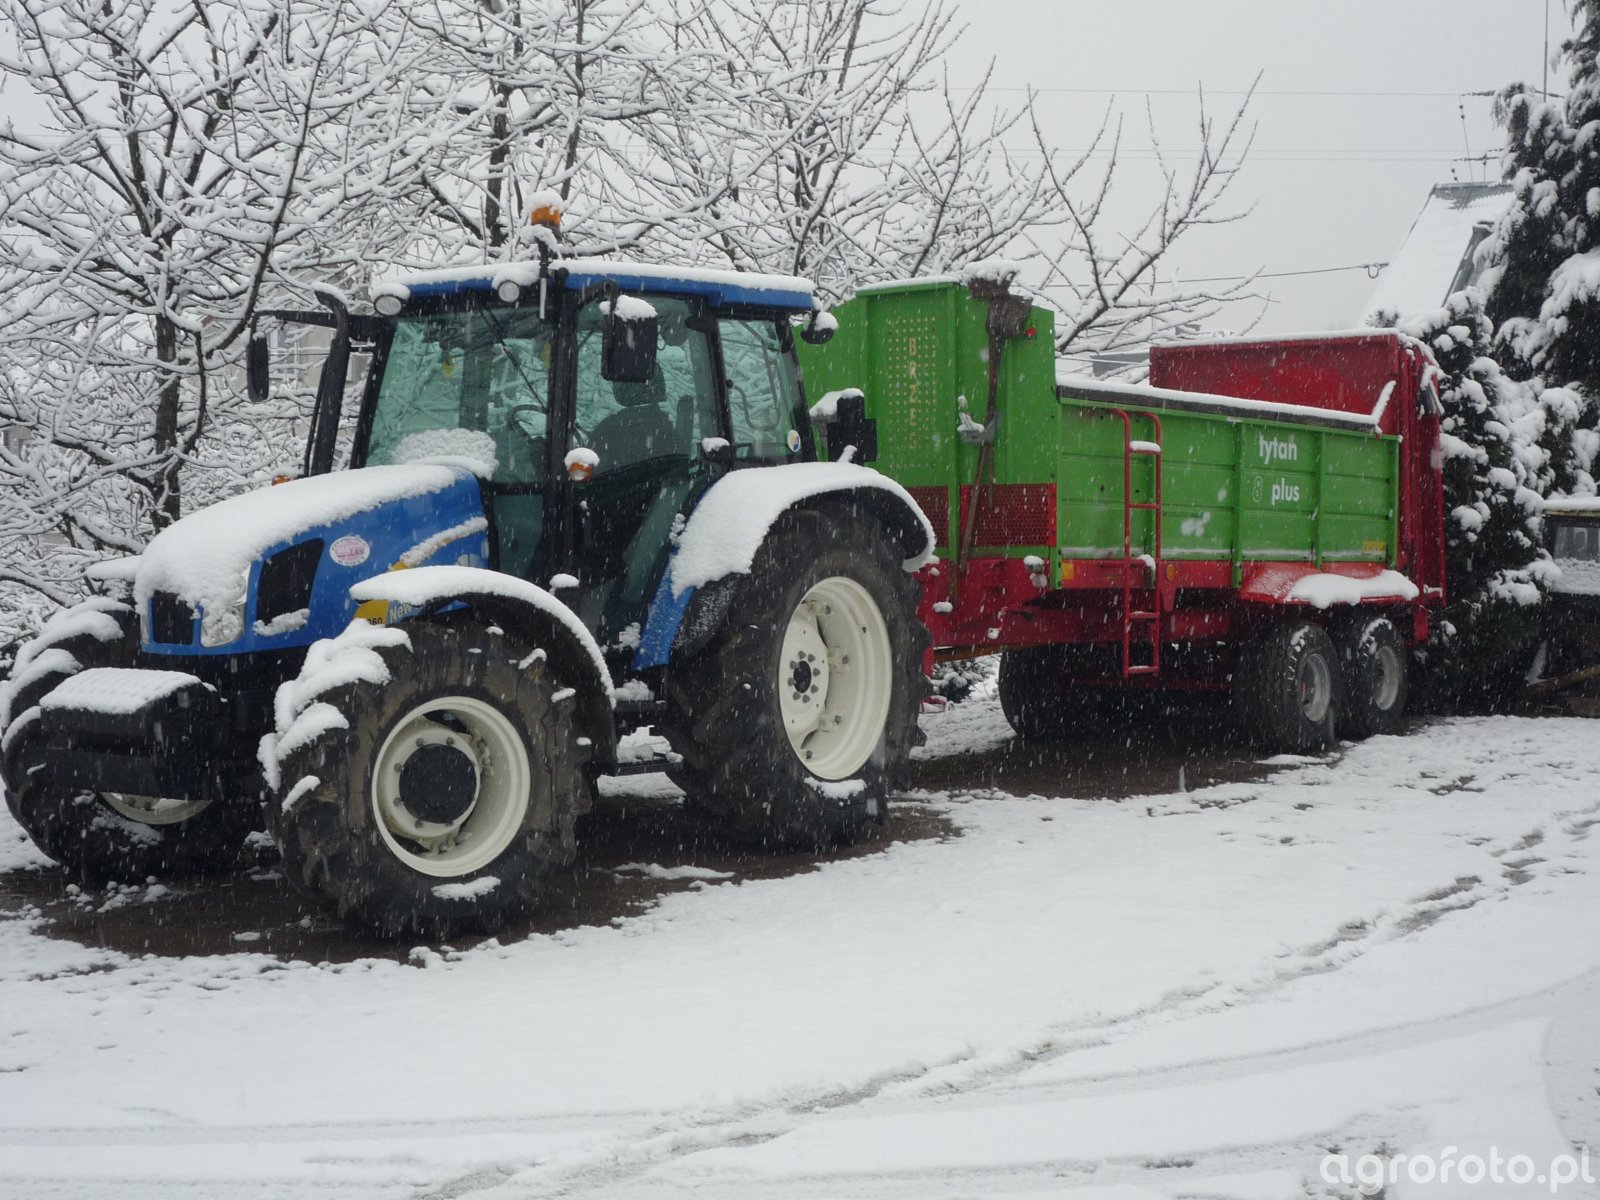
136, 465, 468, 617
669, 462, 936, 596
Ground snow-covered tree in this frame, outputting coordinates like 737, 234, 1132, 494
0, 0, 1258, 641
1030, 87, 1259, 363
1479, 0, 1600, 495
1395, 292, 1562, 707
0, 0, 429, 634
361, 0, 1256, 333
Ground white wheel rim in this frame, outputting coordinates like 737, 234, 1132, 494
778, 576, 893, 780
1372, 644, 1403, 711
101, 793, 210, 827
370, 695, 530, 878
1296, 654, 1333, 724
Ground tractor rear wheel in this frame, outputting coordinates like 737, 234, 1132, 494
2, 600, 249, 881
269, 620, 591, 937
1233, 621, 1343, 753
661, 509, 926, 848
1335, 616, 1409, 739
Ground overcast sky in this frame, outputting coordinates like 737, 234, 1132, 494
1, 0, 1566, 336
949, 0, 1571, 333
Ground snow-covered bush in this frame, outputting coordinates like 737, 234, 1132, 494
1394, 293, 1559, 708
930, 655, 998, 704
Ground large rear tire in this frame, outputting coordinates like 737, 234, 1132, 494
1335, 616, 1409, 739
268, 620, 592, 937
661, 509, 926, 848
1, 599, 248, 881
1233, 621, 1343, 753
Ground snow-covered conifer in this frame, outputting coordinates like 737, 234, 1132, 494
1396, 292, 1557, 707
1479, 0, 1600, 494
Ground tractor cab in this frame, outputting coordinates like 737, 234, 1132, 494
249, 254, 833, 686
356, 263, 824, 671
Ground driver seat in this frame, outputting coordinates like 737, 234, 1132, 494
590, 368, 675, 471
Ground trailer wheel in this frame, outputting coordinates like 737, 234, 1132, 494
1233, 621, 1343, 753
1335, 616, 1408, 739
270, 620, 591, 937
661, 508, 926, 848
997, 647, 1075, 740
1, 601, 249, 881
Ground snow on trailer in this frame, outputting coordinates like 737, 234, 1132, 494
798, 277, 1448, 752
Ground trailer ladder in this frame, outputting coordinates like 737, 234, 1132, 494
1114, 410, 1164, 677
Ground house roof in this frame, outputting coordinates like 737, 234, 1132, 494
1362, 182, 1513, 324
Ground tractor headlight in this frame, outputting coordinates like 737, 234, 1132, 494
200, 567, 251, 647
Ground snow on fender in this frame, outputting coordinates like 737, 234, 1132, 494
669, 461, 936, 596
347, 566, 612, 699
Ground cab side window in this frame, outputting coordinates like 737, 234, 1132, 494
720, 318, 800, 461
573, 297, 716, 472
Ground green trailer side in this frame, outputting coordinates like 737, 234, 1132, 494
798, 279, 1401, 574
798, 277, 1059, 553
1053, 391, 1399, 577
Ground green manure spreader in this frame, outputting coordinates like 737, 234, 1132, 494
799, 268, 1445, 751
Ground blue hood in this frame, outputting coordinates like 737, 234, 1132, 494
134, 466, 489, 655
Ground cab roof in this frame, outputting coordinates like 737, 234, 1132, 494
372, 258, 816, 312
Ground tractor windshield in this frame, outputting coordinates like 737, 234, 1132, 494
365, 305, 553, 485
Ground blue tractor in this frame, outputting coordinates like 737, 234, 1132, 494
0, 244, 932, 935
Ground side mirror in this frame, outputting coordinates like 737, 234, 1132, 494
601, 294, 658, 384
246, 334, 271, 404
799, 310, 837, 346
824, 390, 878, 464
699, 436, 734, 467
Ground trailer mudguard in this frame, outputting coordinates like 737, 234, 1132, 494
634, 462, 935, 668
346, 567, 617, 767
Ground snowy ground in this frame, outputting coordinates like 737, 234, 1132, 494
1, 693, 1598, 1199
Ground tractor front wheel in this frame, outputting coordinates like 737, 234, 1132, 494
2, 600, 249, 881
269, 620, 591, 937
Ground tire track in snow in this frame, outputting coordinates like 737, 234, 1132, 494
858, 801, 1599, 1109
410, 818, 1600, 1200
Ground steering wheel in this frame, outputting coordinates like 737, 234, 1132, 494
501, 404, 547, 481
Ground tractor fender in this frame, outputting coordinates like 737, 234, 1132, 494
641, 464, 935, 666
347, 567, 617, 767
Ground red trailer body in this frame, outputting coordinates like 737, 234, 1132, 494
910, 331, 1447, 746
